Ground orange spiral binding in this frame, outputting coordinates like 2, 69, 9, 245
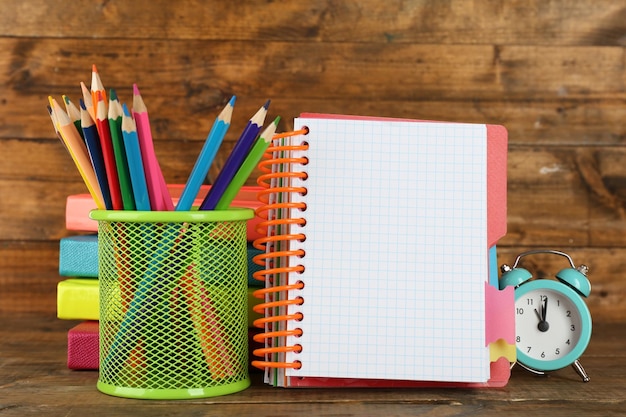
251, 127, 308, 371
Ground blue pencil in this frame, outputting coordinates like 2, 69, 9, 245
199, 99, 270, 210
80, 99, 113, 210
121, 103, 151, 211
176, 96, 236, 211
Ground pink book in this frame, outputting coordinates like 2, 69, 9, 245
65, 184, 264, 241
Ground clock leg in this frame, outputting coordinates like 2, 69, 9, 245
572, 360, 590, 382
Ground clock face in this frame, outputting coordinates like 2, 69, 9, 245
514, 280, 592, 372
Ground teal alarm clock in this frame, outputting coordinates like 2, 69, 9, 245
500, 250, 592, 382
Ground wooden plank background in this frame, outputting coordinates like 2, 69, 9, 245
1, 0, 625, 322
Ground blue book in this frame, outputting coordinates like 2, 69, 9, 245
59, 234, 265, 286
59, 235, 99, 277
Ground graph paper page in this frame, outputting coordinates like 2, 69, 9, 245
285, 117, 489, 382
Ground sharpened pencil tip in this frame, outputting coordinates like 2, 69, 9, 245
79, 99, 86, 110
228, 95, 236, 106
133, 83, 140, 96
122, 102, 132, 117
62, 95, 71, 105
109, 88, 118, 101
263, 99, 271, 110
273, 116, 281, 125
92, 64, 98, 73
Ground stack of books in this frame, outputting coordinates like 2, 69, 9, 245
57, 184, 266, 370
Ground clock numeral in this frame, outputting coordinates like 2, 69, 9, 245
566, 339, 571, 345
566, 310, 571, 317
540, 295, 547, 301
526, 347, 532, 353
540, 352, 546, 358
555, 348, 560, 355
516, 307, 524, 315
571, 324, 576, 331
526, 298, 533, 306
516, 336, 521, 343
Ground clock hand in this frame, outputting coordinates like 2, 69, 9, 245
534, 297, 549, 332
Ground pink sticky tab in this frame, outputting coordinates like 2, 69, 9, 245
485, 282, 516, 345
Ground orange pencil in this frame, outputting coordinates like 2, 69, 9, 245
95, 91, 123, 210
49, 97, 105, 209
90, 64, 107, 134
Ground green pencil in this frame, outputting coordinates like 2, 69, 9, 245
108, 89, 135, 210
214, 116, 280, 210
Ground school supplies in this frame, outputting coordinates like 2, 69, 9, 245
49, 66, 275, 215
64, 186, 265, 238
215, 117, 280, 210
121, 103, 151, 211
131, 84, 173, 211
108, 90, 135, 210
199, 100, 270, 210
177, 96, 236, 211
251, 114, 514, 388
95, 91, 123, 210
49, 97, 105, 209
80, 100, 113, 209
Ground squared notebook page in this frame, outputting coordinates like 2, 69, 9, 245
285, 116, 489, 383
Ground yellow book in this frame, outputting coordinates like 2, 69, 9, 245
57, 277, 262, 326
57, 278, 99, 320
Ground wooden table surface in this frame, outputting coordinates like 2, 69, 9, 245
1, 314, 623, 417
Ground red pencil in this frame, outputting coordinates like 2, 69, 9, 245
91, 64, 107, 129
95, 91, 123, 210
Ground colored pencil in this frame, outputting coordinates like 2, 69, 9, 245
96, 91, 123, 210
47, 105, 62, 141
62, 95, 84, 141
80, 81, 95, 121
80, 99, 113, 210
199, 99, 270, 210
176, 96, 236, 211
132, 84, 173, 211
49, 97, 105, 209
108, 89, 135, 210
121, 103, 151, 211
215, 117, 279, 210
90, 64, 106, 131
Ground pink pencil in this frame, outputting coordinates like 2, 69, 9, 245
132, 84, 173, 210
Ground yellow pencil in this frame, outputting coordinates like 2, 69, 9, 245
49, 97, 105, 209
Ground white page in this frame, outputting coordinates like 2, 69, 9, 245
284, 117, 489, 383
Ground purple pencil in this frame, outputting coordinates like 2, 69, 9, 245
199, 100, 270, 210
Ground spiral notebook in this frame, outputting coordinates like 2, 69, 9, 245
251, 113, 514, 388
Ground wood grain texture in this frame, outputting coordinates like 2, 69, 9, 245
1, 0, 626, 320
1, 0, 626, 46
0, 315, 624, 416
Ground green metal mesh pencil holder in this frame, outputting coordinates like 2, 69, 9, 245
90, 209, 254, 400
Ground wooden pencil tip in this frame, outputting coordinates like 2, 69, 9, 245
62, 95, 70, 105
263, 99, 271, 110
133, 83, 140, 96
79, 99, 86, 110
229, 95, 236, 106
122, 102, 131, 117
273, 116, 281, 125
92, 64, 98, 73
109, 88, 118, 101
